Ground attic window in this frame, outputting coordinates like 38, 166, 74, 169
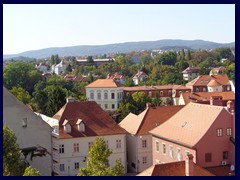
76, 119, 85, 132
63, 120, 71, 133
200, 80, 203, 84
22, 118, 27, 127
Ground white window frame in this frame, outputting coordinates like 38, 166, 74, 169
60, 164, 65, 171
156, 141, 159, 152
142, 140, 147, 148
74, 143, 79, 153
177, 148, 182, 161
104, 91, 108, 99
59, 144, 64, 154
142, 156, 147, 164
217, 128, 223, 137
169, 145, 174, 159
227, 128, 232, 136
116, 139, 121, 149
162, 143, 166, 155
90, 91, 94, 100
74, 162, 79, 170
97, 92, 101, 100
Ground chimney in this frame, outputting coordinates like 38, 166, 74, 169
210, 96, 224, 106
146, 103, 151, 108
227, 101, 234, 112
66, 96, 75, 103
185, 154, 194, 176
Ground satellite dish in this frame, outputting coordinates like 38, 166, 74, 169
230, 165, 235, 171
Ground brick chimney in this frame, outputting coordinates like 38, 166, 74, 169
210, 96, 224, 106
66, 96, 75, 103
185, 154, 194, 176
146, 103, 152, 108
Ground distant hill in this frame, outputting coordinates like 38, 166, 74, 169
3, 39, 235, 60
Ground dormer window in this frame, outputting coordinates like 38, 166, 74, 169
76, 119, 85, 132
63, 120, 71, 133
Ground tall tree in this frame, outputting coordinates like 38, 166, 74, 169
78, 137, 124, 176
186, 49, 191, 60
87, 56, 95, 66
10, 86, 31, 104
3, 125, 27, 176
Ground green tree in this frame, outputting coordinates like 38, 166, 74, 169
152, 92, 162, 107
10, 86, 31, 104
23, 166, 41, 176
3, 61, 43, 95
78, 137, 124, 176
3, 125, 27, 176
65, 64, 73, 72
124, 78, 135, 87
87, 56, 95, 66
186, 49, 191, 60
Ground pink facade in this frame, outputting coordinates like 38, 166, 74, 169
151, 108, 235, 168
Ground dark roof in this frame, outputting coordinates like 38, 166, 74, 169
205, 165, 235, 176
53, 101, 127, 139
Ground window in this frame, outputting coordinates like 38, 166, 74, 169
116, 140, 121, 149
156, 159, 161, 164
160, 91, 163, 96
74, 143, 79, 153
162, 143, 166, 155
223, 151, 228, 160
142, 140, 147, 148
142, 156, 147, 164
97, 92, 101, 100
149, 91, 152, 97
104, 104, 108, 109
111, 92, 115, 99
88, 142, 93, 149
177, 148, 182, 161
104, 91, 108, 99
227, 86, 231, 91
168, 90, 172, 96
117, 93, 120, 99
196, 87, 199, 92
90, 91, 94, 100
74, 162, 79, 170
59, 144, 64, 154
227, 128, 232, 136
203, 87, 206, 92
217, 128, 223, 137
22, 118, 27, 127
185, 151, 190, 157
169, 146, 174, 159
205, 153, 212, 162
60, 164, 65, 171
179, 91, 182, 95
156, 141, 159, 152
112, 104, 115, 109
105, 140, 109, 148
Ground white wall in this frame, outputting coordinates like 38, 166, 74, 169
207, 85, 223, 92
57, 134, 127, 176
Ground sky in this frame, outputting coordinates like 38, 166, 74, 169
3, 4, 235, 55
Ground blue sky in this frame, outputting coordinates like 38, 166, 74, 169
3, 4, 235, 54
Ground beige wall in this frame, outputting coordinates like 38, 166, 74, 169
86, 87, 123, 110
57, 134, 127, 176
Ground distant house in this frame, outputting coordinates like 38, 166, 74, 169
48, 101, 128, 176
35, 63, 48, 73
182, 66, 201, 81
179, 91, 235, 106
137, 154, 214, 176
63, 74, 89, 83
85, 79, 124, 111
133, 71, 149, 85
3, 87, 52, 176
119, 104, 184, 173
107, 72, 126, 84
52, 60, 66, 75
76, 58, 115, 66
150, 102, 235, 168
124, 85, 191, 105
209, 66, 226, 75
186, 74, 232, 93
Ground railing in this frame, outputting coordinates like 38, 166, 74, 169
53, 164, 59, 174
52, 139, 59, 150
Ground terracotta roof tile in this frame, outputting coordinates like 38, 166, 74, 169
182, 66, 201, 74
138, 161, 214, 176
181, 92, 235, 104
150, 103, 226, 147
53, 101, 127, 139
133, 71, 149, 79
207, 79, 221, 87
119, 106, 184, 135
186, 74, 230, 87
205, 165, 235, 176
124, 85, 190, 91
85, 79, 124, 88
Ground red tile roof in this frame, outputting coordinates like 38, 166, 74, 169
186, 74, 230, 87
205, 165, 235, 176
119, 105, 184, 135
150, 102, 228, 147
107, 72, 126, 80
85, 79, 124, 88
181, 91, 235, 104
133, 71, 149, 79
138, 161, 214, 176
53, 101, 127, 139
124, 85, 190, 91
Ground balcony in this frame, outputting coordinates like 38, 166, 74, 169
53, 164, 59, 174
52, 139, 59, 150
52, 128, 59, 138
52, 151, 60, 162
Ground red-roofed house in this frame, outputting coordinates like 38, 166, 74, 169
107, 72, 127, 84
51, 101, 128, 176
124, 85, 191, 105
209, 66, 226, 75
182, 66, 201, 81
85, 79, 124, 110
150, 102, 235, 169
186, 74, 232, 93
133, 71, 149, 85
119, 104, 184, 173
137, 154, 214, 176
